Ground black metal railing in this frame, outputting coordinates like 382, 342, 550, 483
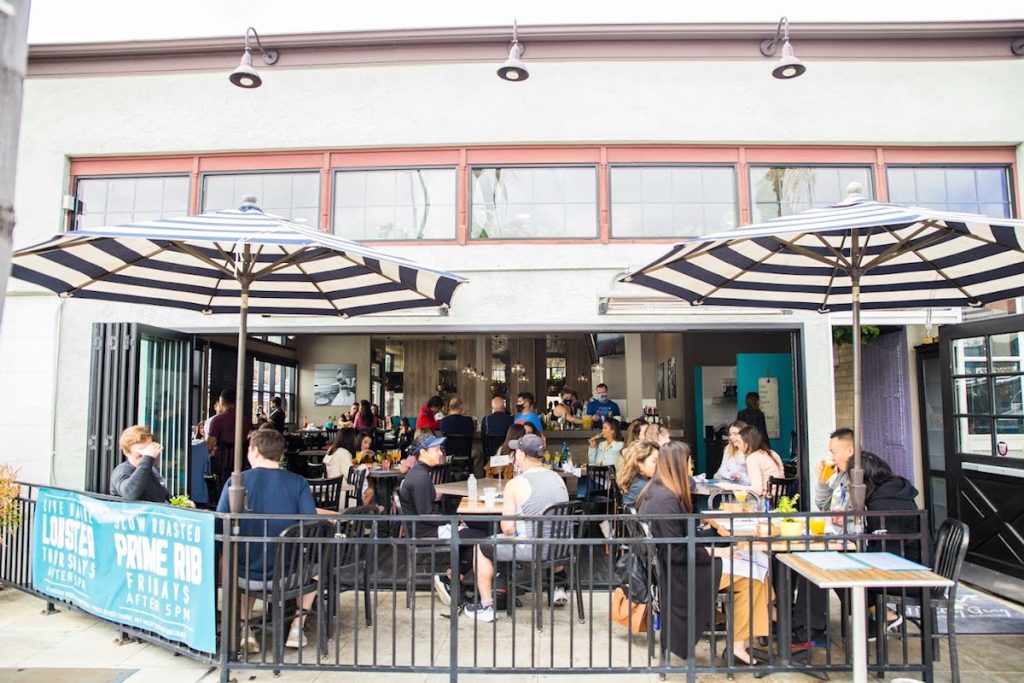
1, 482, 939, 683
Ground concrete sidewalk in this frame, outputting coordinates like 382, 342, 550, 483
2, 585, 1022, 682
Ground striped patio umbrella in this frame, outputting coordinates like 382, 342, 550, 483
11, 200, 468, 511
622, 187, 1024, 509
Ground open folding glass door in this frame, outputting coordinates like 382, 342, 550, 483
86, 323, 194, 497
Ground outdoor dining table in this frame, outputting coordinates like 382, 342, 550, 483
364, 467, 404, 510
776, 552, 952, 683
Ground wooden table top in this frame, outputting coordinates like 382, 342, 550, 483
704, 516, 855, 552
776, 553, 953, 589
456, 498, 504, 515
435, 478, 505, 497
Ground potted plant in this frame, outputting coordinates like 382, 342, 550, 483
0, 464, 21, 546
774, 493, 804, 537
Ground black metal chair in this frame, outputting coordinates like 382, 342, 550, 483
307, 476, 342, 511
442, 433, 474, 480
480, 433, 505, 478
344, 467, 367, 509
429, 463, 451, 486
393, 493, 449, 608
503, 500, 586, 629
766, 476, 799, 502
257, 520, 336, 667
332, 506, 376, 628
886, 518, 971, 683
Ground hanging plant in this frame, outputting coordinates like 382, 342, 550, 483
832, 325, 880, 346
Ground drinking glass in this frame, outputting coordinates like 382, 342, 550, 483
809, 517, 827, 535
483, 487, 497, 508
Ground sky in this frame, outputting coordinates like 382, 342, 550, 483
25, 0, 1024, 44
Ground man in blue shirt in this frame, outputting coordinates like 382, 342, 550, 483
513, 392, 543, 433
586, 383, 621, 420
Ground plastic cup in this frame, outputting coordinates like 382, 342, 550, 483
820, 461, 836, 483
483, 487, 497, 508
809, 517, 827, 535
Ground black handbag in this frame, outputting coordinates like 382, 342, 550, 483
614, 547, 651, 603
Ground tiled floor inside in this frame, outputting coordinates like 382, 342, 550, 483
2, 584, 1022, 682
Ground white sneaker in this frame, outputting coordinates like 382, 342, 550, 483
552, 586, 568, 606
241, 628, 260, 654
433, 574, 452, 606
285, 626, 307, 649
462, 602, 495, 623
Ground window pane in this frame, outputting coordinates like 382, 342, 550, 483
611, 166, 736, 237
201, 171, 320, 223
748, 166, 873, 222
74, 175, 190, 230
995, 419, 1024, 458
990, 332, 1021, 358
334, 168, 456, 241
954, 376, 990, 415
887, 166, 1012, 218
472, 166, 597, 239
994, 375, 1024, 416
957, 416, 991, 454
953, 336, 987, 373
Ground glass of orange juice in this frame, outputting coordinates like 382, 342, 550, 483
809, 517, 827, 535
735, 490, 748, 506
820, 460, 836, 483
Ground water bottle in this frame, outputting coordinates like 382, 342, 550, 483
561, 442, 571, 467
467, 474, 477, 503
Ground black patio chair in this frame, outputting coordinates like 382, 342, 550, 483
442, 433, 474, 480
503, 500, 586, 630
332, 506, 376, 628
307, 476, 342, 511
885, 518, 971, 683
344, 467, 367, 509
393, 493, 449, 608
766, 476, 799, 502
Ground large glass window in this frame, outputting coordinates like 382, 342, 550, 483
611, 166, 737, 237
471, 166, 598, 239
333, 168, 456, 240
951, 332, 1024, 459
887, 166, 1012, 217
251, 358, 297, 425
749, 166, 874, 222
75, 175, 189, 229
202, 171, 320, 225
137, 333, 191, 496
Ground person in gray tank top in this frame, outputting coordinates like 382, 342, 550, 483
463, 433, 569, 622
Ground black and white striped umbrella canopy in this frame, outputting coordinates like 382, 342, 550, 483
622, 191, 1024, 508
622, 195, 1024, 313
12, 204, 467, 317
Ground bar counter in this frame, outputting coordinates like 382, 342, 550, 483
543, 428, 685, 464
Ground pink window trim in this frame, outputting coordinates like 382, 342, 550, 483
68, 144, 1020, 243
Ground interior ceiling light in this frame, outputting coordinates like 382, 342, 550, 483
759, 16, 806, 80
229, 26, 279, 89
497, 20, 528, 82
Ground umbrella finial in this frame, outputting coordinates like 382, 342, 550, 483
844, 182, 865, 202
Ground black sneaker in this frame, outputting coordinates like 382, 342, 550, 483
433, 574, 452, 606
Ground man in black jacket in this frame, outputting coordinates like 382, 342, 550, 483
110, 425, 170, 503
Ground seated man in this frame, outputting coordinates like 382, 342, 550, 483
398, 434, 486, 605
217, 429, 316, 653
110, 425, 170, 503
463, 433, 569, 622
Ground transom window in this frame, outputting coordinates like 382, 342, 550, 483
887, 166, 1012, 218
611, 165, 737, 237
333, 168, 457, 241
749, 166, 874, 222
201, 171, 320, 226
470, 166, 598, 239
75, 175, 189, 229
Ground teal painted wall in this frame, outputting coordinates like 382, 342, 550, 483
736, 353, 794, 461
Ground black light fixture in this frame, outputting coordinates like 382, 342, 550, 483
229, 27, 279, 89
760, 16, 805, 80
497, 20, 528, 81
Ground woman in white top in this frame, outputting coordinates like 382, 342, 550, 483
323, 427, 356, 481
588, 417, 624, 467
714, 420, 751, 486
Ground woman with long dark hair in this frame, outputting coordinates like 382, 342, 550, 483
354, 399, 377, 430
587, 417, 624, 467
638, 441, 770, 664
739, 425, 784, 498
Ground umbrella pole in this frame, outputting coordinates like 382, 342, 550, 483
229, 250, 252, 515
849, 262, 866, 512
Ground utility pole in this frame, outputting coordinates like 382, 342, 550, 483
0, 0, 31, 325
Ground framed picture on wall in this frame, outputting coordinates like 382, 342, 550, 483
657, 363, 665, 401
667, 357, 677, 399
313, 363, 357, 407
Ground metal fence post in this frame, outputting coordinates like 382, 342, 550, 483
448, 513, 459, 683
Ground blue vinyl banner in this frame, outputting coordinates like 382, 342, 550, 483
31, 487, 216, 653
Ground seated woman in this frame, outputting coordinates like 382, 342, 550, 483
485, 423, 525, 480
587, 417, 624, 467
323, 427, 357, 481
352, 432, 378, 507
739, 425, 784, 499
616, 439, 659, 507
714, 420, 751, 485
638, 442, 771, 665
622, 417, 648, 447
394, 417, 413, 453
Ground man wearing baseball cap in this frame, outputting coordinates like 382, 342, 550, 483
463, 433, 568, 622
398, 434, 486, 607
